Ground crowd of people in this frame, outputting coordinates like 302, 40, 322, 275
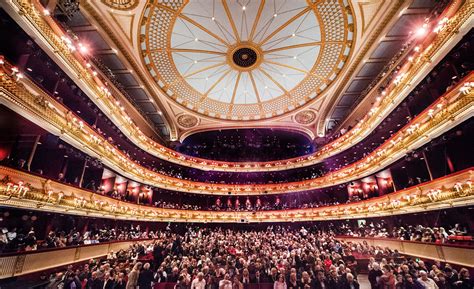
41, 226, 473, 289
2, 217, 471, 255
0, 224, 154, 254
153, 198, 343, 212
333, 221, 470, 244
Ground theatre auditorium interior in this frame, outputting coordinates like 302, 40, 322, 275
1, 0, 474, 288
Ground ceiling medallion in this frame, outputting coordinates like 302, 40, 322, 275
101, 0, 138, 10
295, 110, 317, 124
177, 114, 199, 128
140, 0, 354, 120
228, 43, 263, 71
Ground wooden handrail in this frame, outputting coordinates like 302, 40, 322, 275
0, 238, 156, 258
336, 236, 474, 250
335, 236, 474, 267
0, 239, 156, 279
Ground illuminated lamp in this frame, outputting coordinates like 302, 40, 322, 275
416, 24, 428, 37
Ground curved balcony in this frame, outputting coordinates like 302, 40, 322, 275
0, 0, 471, 172
0, 166, 472, 223
0, 239, 155, 279
1, 53, 472, 194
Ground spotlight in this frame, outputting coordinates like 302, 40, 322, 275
78, 43, 89, 54
416, 24, 428, 38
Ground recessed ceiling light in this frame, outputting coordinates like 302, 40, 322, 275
273, 13, 278, 17
242, 5, 246, 10
211, 17, 215, 21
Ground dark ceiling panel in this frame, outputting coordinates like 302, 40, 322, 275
346, 79, 372, 93
138, 102, 156, 113
125, 88, 149, 100
387, 14, 424, 37
338, 94, 359, 107
67, 13, 91, 27
115, 73, 139, 86
149, 114, 165, 124
409, 0, 437, 9
98, 54, 126, 70
358, 62, 386, 77
331, 107, 348, 119
371, 41, 404, 59
75, 30, 110, 50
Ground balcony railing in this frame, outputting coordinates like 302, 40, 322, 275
0, 166, 472, 223
0, 239, 155, 279
335, 236, 474, 268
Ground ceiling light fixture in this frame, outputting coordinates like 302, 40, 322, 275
416, 23, 428, 37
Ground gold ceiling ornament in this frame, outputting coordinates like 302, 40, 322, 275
295, 110, 317, 124
139, 0, 354, 120
177, 113, 199, 128
101, 0, 139, 10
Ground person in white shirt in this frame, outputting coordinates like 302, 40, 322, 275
219, 273, 232, 289
417, 270, 439, 289
191, 272, 206, 289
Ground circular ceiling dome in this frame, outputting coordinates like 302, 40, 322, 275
140, 0, 354, 120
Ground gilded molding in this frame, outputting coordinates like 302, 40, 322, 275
1, 0, 471, 174
0, 166, 472, 223
0, 59, 473, 194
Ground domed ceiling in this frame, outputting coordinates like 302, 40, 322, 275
140, 0, 354, 120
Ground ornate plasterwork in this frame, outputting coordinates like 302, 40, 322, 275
1, 166, 472, 223
139, 0, 354, 120
101, 0, 139, 11
177, 114, 199, 128
1, 57, 472, 194
295, 110, 317, 124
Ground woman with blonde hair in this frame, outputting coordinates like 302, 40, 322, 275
126, 262, 142, 289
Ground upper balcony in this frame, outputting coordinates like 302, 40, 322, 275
0, 0, 471, 172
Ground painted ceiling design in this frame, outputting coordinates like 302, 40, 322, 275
140, 0, 354, 120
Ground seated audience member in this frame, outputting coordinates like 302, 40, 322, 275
417, 270, 438, 289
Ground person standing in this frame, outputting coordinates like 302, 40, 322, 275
126, 262, 142, 289
138, 263, 154, 289
191, 272, 206, 289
